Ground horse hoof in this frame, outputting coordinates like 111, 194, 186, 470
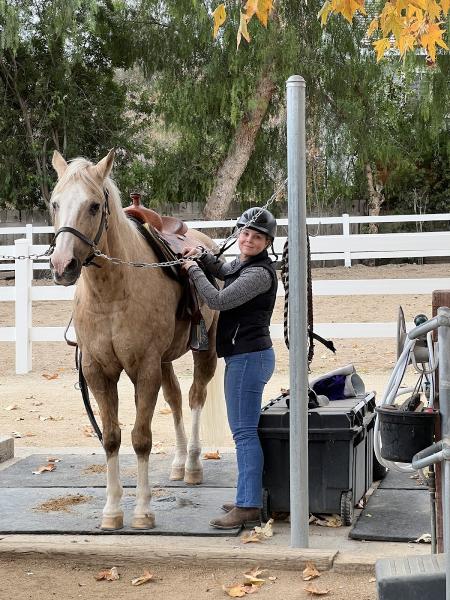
101, 515, 124, 530
131, 513, 156, 529
170, 466, 185, 480
184, 469, 203, 485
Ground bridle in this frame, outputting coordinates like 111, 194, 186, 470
47, 188, 110, 267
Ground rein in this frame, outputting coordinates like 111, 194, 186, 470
47, 188, 110, 267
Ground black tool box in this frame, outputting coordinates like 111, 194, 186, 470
258, 392, 376, 525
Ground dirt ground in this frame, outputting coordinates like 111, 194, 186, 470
0, 557, 377, 600
0, 263, 442, 448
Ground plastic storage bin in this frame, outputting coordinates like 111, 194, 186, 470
258, 392, 376, 525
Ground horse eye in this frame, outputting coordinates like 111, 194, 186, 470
89, 202, 100, 216
52, 201, 59, 211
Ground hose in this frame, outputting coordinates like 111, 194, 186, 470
374, 332, 437, 474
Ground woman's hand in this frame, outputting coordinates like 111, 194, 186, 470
181, 259, 198, 272
182, 245, 205, 259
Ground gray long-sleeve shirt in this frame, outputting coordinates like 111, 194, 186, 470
187, 252, 272, 311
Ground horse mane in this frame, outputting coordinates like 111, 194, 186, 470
53, 157, 133, 229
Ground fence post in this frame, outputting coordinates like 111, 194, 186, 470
342, 213, 351, 267
25, 223, 33, 243
15, 239, 32, 374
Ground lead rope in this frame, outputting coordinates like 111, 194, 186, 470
281, 231, 315, 364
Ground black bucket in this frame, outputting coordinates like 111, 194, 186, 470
376, 406, 437, 463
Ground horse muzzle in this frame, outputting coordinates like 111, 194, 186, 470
50, 256, 82, 286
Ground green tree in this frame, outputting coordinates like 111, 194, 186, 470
0, 0, 152, 210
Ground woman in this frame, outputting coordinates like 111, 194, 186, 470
182, 207, 277, 529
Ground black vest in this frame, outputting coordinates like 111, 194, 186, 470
216, 250, 277, 358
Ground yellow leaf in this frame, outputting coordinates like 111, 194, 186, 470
397, 32, 416, 55
427, 0, 443, 18
237, 12, 251, 49
420, 22, 449, 62
410, 0, 428, 9
212, 4, 226, 39
256, 0, 274, 27
440, 0, 450, 14
373, 37, 391, 61
366, 17, 379, 37
244, 0, 258, 19
318, 1, 333, 26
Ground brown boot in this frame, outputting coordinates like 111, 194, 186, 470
221, 503, 235, 513
209, 507, 261, 530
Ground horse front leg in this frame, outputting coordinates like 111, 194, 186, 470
185, 347, 217, 484
83, 363, 123, 530
161, 362, 188, 481
131, 363, 161, 529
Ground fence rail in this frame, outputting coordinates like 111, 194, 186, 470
1, 212, 450, 373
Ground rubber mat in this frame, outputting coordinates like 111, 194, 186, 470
0, 453, 237, 488
349, 488, 430, 542
378, 469, 428, 490
0, 486, 240, 536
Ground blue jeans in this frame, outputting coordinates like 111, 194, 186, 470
224, 348, 275, 508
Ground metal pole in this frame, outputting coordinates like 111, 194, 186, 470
287, 75, 309, 548
438, 307, 450, 600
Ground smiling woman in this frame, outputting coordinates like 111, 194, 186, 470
181, 207, 279, 530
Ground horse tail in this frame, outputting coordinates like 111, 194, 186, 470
200, 357, 230, 448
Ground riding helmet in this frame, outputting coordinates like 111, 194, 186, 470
236, 207, 277, 241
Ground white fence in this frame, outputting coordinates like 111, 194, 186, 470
1, 212, 450, 373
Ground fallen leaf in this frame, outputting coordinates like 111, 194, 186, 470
95, 567, 120, 581
24, 432, 36, 437
152, 442, 166, 455
83, 426, 96, 438
310, 514, 342, 528
131, 570, 155, 586
268, 576, 277, 581
32, 463, 56, 475
414, 533, 432, 543
303, 562, 320, 581
159, 407, 172, 415
223, 584, 247, 597
368, 577, 376, 583
5, 404, 19, 410
203, 450, 221, 460
47, 457, 61, 463
241, 518, 274, 543
304, 583, 330, 596
242, 584, 260, 594
42, 373, 59, 380
244, 567, 267, 579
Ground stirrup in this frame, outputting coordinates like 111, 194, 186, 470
190, 318, 209, 351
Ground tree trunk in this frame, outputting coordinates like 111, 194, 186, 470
202, 68, 276, 220
364, 162, 385, 235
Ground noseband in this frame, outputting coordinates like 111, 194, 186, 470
48, 188, 110, 267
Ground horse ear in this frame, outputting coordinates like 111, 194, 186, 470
95, 148, 115, 180
52, 151, 68, 179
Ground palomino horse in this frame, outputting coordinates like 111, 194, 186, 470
49, 149, 218, 530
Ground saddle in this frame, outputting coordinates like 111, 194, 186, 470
124, 193, 209, 351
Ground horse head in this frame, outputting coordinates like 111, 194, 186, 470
49, 149, 115, 286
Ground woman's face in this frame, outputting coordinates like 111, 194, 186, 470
238, 228, 269, 259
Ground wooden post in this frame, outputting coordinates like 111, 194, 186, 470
432, 290, 450, 553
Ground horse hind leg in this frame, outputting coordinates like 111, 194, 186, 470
185, 344, 217, 485
162, 362, 188, 481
